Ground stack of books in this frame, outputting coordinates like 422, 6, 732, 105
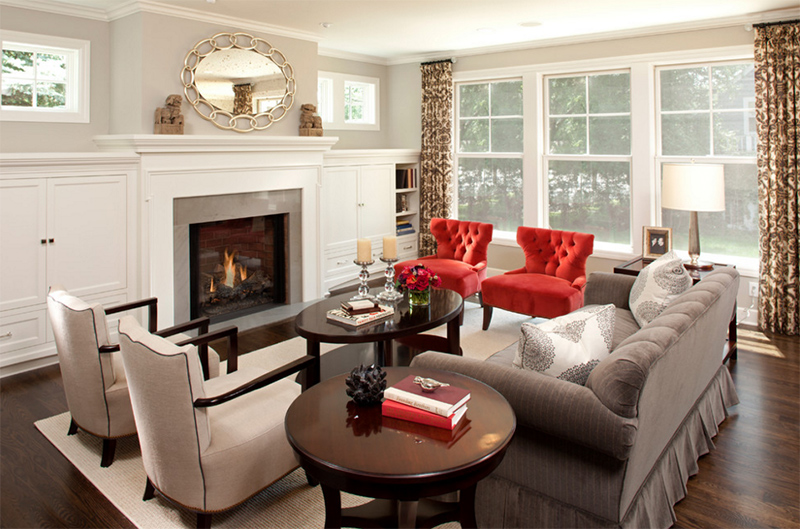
396, 220, 415, 236
382, 375, 470, 430
395, 168, 417, 189
326, 300, 394, 327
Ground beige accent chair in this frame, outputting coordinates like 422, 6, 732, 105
46, 287, 222, 467
118, 315, 314, 529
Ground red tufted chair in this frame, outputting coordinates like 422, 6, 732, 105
481, 226, 594, 330
394, 218, 494, 314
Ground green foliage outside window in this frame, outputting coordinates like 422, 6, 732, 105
458, 158, 523, 232
2, 47, 67, 108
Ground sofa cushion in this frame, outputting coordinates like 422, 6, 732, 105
513, 304, 616, 385
629, 251, 692, 327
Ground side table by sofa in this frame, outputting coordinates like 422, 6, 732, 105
285, 366, 516, 529
613, 256, 737, 362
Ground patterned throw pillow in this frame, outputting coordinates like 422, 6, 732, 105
513, 304, 616, 385
629, 251, 693, 327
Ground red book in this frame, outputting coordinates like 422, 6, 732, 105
382, 399, 467, 430
383, 375, 470, 417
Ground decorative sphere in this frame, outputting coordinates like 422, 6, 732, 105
345, 364, 387, 406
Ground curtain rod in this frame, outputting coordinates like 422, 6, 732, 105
421, 58, 455, 66
754, 19, 800, 28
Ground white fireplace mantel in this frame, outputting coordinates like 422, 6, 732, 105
95, 134, 339, 329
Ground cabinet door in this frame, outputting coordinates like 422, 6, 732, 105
358, 164, 395, 241
0, 180, 47, 311
322, 167, 359, 251
47, 176, 127, 298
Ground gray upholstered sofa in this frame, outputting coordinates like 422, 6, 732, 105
411, 268, 740, 528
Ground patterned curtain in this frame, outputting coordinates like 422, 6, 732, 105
233, 84, 253, 115
755, 21, 800, 335
419, 60, 454, 256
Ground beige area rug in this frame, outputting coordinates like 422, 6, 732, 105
35, 305, 530, 528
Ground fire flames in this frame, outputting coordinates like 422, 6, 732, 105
209, 249, 248, 293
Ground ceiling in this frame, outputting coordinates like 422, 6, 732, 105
16, 0, 800, 63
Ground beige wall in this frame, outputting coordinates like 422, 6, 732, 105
0, 6, 111, 152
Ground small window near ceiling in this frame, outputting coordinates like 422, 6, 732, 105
0, 30, 90, 123
317, 71, 379, 130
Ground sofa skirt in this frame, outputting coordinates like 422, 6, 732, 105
476, 365, 739, 528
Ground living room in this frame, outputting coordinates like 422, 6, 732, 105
1, 1, 798, 528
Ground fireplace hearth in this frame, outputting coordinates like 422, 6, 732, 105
190, 214, 287, 321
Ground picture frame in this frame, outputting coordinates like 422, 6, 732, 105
642, 226, 672, 261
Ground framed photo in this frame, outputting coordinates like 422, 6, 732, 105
643, 226, 672, 260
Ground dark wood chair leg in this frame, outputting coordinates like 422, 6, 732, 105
197, 512, 212, 529
143, 477, 156, 501
482, 305, 493, 331
100, 438, 116, 468
459, 306, 465, 325
67, 418, 79, 436
478, 291, 484, 307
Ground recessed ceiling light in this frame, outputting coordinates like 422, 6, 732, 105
520, 21, 542, 28
320, 22, 332, 28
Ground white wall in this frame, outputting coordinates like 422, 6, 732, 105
0, 5, 111, 152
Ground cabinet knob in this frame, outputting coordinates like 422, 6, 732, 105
403, 245, 413, 250
0, 332, 11, 339
41, 239, 47, 245
48, 238, 55, 244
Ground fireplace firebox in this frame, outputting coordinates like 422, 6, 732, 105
190, 214, 287, 321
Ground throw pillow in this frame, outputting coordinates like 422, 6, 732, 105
629, 251, 692, 327
513, 304, 616, 385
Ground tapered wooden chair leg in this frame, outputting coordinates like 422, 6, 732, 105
143, 478, 156, 501
197, 512, 212, 529
67, 418, 79, 436
482, 305, 493, 331
100, 439, 116, 467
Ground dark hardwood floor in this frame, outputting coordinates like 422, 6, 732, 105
1, 322, 798, 528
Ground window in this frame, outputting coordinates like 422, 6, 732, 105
0, 30, 89, 123
545, 71, 632, 247
657, 62, 757, 262
455, 79, 523, 232
317, 71, 379, 130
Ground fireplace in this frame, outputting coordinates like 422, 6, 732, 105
190, 214, 287, 320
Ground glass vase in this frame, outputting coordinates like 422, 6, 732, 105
408, 288, 431, 306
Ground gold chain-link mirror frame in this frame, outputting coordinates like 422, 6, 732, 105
181, 32, 296, 133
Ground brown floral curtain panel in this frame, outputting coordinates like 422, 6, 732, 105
419, 59, 454, 256
233, 84, 253, 115
755, 20, 800, 335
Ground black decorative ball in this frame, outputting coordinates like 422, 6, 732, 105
345, 364, 387, 406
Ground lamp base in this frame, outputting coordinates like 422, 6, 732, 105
683, 260, 714, 271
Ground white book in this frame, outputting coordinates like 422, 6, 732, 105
326, 305, 394, 327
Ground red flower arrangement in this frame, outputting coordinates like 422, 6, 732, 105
395, 264, 442, 293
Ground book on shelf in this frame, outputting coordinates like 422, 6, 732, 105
326, 305, 394, 327
395, 168, 417, 189
382, 398, 467, 430
383, 375, 471, 417
383, 415, 472, 448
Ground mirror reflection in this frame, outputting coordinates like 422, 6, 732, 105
195, 48, 285, 114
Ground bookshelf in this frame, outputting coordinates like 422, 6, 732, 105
395, 163, 419, 260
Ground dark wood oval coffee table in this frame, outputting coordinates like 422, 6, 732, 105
295, 289, 463, 386
285, 366, 516, 529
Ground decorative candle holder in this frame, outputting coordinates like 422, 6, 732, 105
377, 257, 403, 302
351, 260, 375, 300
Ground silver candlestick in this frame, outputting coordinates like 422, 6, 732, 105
377, 257, 403, 302
351, 260, 375, 301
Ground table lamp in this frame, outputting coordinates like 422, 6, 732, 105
661, 163, 725, 270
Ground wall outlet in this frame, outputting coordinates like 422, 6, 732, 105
749, 281, 759, 297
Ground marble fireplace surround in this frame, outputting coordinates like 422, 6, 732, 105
94, 135, 339, 330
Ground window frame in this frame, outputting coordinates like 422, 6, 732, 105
453, 77, 524, 238
0, 30, 90, 123
452, 44, 756, 274
317, 71, 379, 131
543, 69, 633, 251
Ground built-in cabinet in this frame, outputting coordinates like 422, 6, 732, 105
0, 154, 139, 377
322, 150, 421, 293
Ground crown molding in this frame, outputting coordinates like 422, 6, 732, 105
0, 0, 109, 20
106, 0, 322, 43
318, 47, 389, 66
383, 6, 800, 66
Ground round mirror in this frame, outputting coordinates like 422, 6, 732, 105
182, 32, 296, 133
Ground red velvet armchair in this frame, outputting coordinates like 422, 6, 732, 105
481, 226, 594, 330
394, 218, 494, 309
